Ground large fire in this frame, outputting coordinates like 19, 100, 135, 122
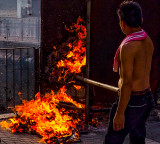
1, 17, 86, 143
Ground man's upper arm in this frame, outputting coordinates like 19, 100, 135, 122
120, 43, 134, 85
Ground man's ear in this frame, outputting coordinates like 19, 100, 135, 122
121, 20, 126, 28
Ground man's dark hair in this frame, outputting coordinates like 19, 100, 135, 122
117, 1, 143, 28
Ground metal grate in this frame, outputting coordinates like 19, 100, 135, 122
0, 47, 40, 112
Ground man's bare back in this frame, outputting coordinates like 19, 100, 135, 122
118, 36, 154, 91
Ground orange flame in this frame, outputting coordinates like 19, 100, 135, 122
18, 92, 22, 95
57, 16, 86, 79
73, 85, 82, 90
1, 86, 84, 143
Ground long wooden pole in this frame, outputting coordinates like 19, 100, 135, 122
75, 75, 119, 92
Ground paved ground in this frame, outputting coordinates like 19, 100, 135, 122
0, 110, 160, 144
79, 122, 160, 144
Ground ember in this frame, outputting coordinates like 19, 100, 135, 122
1, 17, 87, 144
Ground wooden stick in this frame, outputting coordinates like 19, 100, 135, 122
75, 75, 119, 92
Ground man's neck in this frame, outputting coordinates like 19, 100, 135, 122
125, 27, 142, 36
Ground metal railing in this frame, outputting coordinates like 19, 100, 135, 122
0, 47, 40, 111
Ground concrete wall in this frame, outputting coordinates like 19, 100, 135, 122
0, 0, 17, 17
0, 17, 41, 44
0, 0, 40, 18
0, 0, 17, 10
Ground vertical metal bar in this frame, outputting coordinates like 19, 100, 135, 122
40, 0, 44, 97
20, 49, 22, 98
13, 49, 15, 107
37, 17, 39, 42
27, 48, 29, 100
85, 0, 91, 130
21, 18, 23, 41
38, 17, 40, 43
34, 47, 40, 98
5, 49, 8, 109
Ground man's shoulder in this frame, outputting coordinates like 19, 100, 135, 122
121, 36, 152, 52
120, 42, 135, 54
124, 40, 140, 48
120, 35, 154, 56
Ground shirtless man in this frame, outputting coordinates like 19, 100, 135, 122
104, 1, 154, 144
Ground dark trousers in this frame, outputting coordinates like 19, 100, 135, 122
104, 88, 155, 144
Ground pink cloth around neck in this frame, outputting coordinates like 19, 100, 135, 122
113, 29, 147, 72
